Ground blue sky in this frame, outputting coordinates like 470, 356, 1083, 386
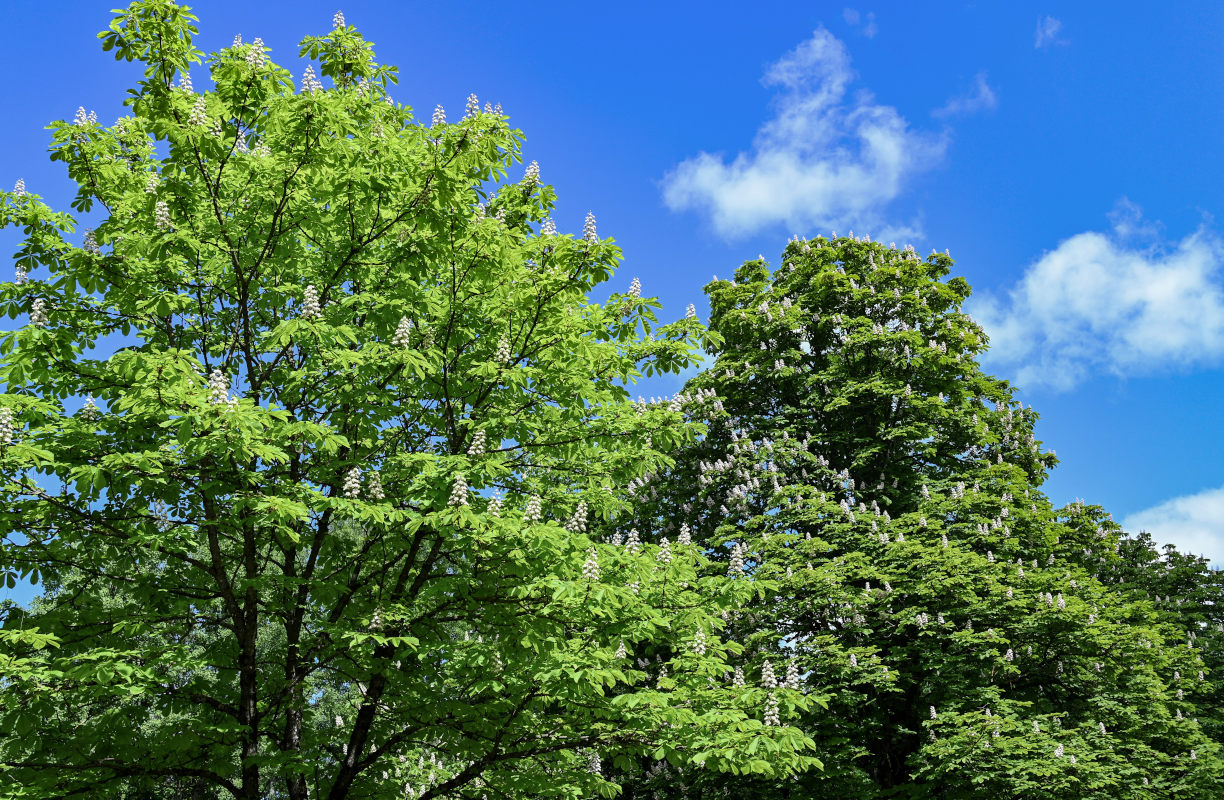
3, 0, 1224, 601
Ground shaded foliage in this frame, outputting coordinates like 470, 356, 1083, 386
617, 236, 1224, 798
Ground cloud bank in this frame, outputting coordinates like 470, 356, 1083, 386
973, 201, 1224, 390
1123, 485, 1224, 568
661, 27, 945, 240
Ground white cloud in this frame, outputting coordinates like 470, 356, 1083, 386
1123, 486, 1224, 567
842, 8, 877, 38
1105, 196, 1162, 239
932, 71, 998, 118
1034, 15, 1067, 49
661, 27, 944, 239
973, 201, 1224, 390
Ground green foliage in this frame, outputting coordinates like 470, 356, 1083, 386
0, 4, 813, 798
3, 5, 1221, 799
1098, 530, 1224, 748
621, 237, 1224, 798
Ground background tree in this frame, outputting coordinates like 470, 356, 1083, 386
622, 236, 1223, 798
1097, 531, 1224, 748
0, 3, 817, 798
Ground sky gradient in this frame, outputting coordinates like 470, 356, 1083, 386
3, 1, 1223, 609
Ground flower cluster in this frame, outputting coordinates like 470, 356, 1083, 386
564, 501, 588, 533
79, 395, 100, 422
784, 658, 800, 689
540, 218, 557, 236
12, 179, 25, 198
206, 369, 236, 407
686, 304, 697, 320
332, 9, 346, 28
301, 285, 322, 319
0, 408, 15, 445
762, 660, 778, 689
392, 316, 413, 348
343, 467, 362, 498
188, 95, 208, 127
582, 212, 598, 243
465, 93, 480, 119
656, 537, 673, 565
449, 474, 469, 507
487, 492, 502, 516
727, 542, 747, 575
368, 471, 385, 501
207, 369, 228, 404
301, 66, 323, 94
82, 229, 98, 255
763, 693, 780, 726
246, 38, 266, 68
494, 336, 511, 364
467, 429, 486, 456
692, 629, 707, 656
29, 298, 48, 328
432, 105, 446, 127
523, 160, 539, 184
581, 548, 599, 581
523, 494, 542, 523
154, 200, 173, 231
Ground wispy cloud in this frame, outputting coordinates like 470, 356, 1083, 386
1034, 15, 1067, 49
1123, 485, 1224, 567
842, 8, 878, 38
661, 27, 944, 240
973, 200, 1224, 390
932, 71, 998, 118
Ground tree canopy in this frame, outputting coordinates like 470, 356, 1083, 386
0, 3, 815, 798
1, 3, 1221, 800
618, 237, 1224, 798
